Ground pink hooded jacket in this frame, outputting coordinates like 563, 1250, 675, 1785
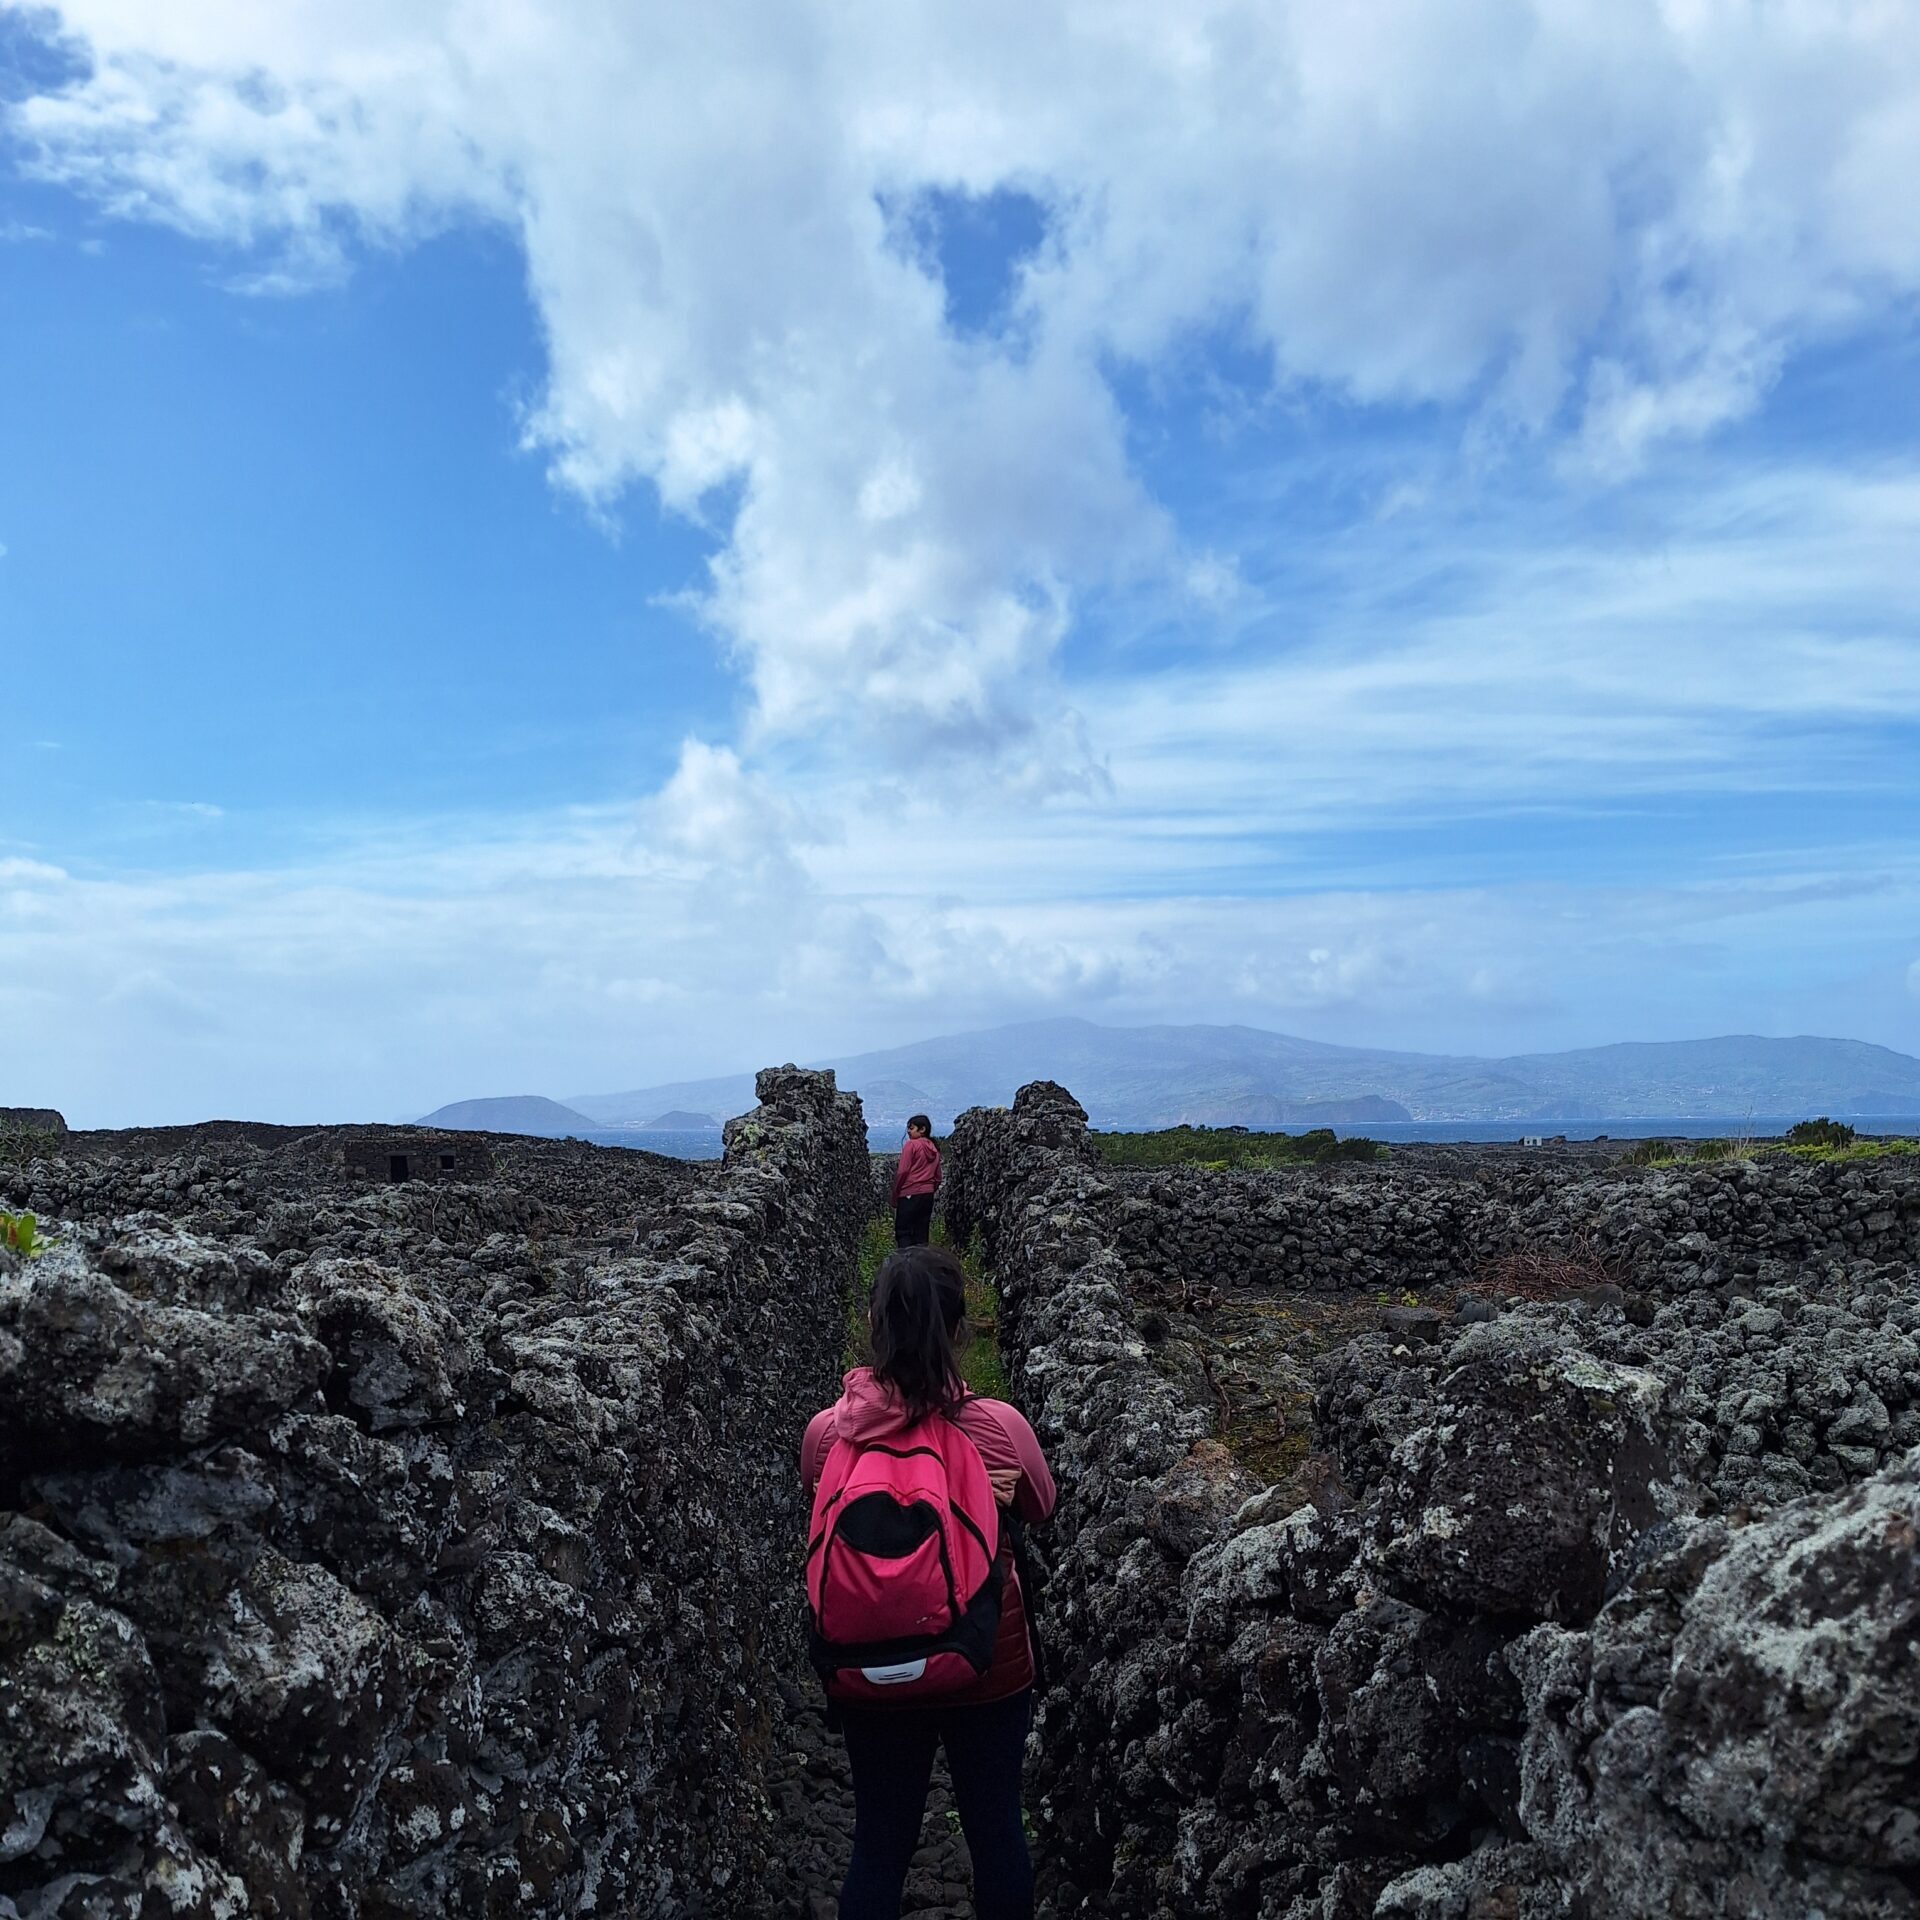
891, 1135, 941, 1201
802, 1367, 1056, 1704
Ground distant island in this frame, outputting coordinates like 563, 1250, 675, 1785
420, 1019, 1920, 1140
415, 1094, 599, 1137
412, 1096, 721, 1140
557, 1018, 1920, 1133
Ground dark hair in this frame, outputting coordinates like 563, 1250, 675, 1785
906, 1113, 932, 1137
868, 1245, 969, 1423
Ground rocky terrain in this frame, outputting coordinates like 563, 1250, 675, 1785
1108, 1148, 1920, 1302
7, 1070, 1917, 1918
945, 1082, 1920, 1920
0, 1070, 869, 1919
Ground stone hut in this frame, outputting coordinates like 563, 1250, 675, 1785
341, 1128, 493, 1183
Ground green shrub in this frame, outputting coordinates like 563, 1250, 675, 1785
1688, 1137, 1742, 1164
0, 1121, 62, 1169
1094, 1125, 1386, 1171
1622, 1139, 1675, 1167
1625, 1120, 1915, 1168
0, 1210, 51, 1258
1777, 1135, 1920, 1164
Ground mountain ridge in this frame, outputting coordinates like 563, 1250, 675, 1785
550, 1018, 1920, 1132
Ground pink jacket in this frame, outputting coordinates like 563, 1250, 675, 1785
891, 1136, 941, 1201
802, 1368, 1056, 1703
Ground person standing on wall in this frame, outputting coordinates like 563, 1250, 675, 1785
891, 1113, 940, 1246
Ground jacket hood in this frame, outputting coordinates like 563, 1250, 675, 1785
833, 1366, 920, 1445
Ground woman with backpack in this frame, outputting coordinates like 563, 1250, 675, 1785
801, 1244, 1056, 1920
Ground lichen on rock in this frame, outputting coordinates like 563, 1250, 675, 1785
947, 1080, 1920, 1920
0, 1073, 868, 1919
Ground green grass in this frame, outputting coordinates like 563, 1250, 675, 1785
1774, 1137, 1920, 1164
845, 1216, 892, 1373
946, 1221, 1008, 1400
843, 1216, 1007, 1400
1625, 1134, 1920, 1169
1093, 1124, 1386, 1170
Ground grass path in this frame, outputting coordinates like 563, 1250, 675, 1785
845, 1215, 1007, 1400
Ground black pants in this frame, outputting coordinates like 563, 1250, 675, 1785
837, 1690, 1034, 1919
894, 1193, 935, 1246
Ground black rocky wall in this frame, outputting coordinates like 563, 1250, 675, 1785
1111, 1153, 1920, 1301
0, 1066, 869, 1920
868, 1152, 899, 1222
948, 1083, 1920, 1920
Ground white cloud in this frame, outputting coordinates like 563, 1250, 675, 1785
6, 451, 1920, 1123
140, 799, 225, 820
640, 738, 811, 883
4, 790, 1915, 1126
11, 0, 1920, 772
1908, 959, 1920, 1000
7, 3, 1920, 1117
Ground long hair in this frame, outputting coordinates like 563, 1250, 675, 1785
867, 1244, 969, 1423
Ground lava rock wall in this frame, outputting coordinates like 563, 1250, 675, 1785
948, 1084, 1920, 1920
1109, 1153, 1920, 1301
0, 1066, 868, 1920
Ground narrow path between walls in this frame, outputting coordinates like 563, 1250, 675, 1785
758, 1211, 1014, 1919
759, 1679, 983, 1920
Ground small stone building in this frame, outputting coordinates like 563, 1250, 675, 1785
342, 1129, 494, 1183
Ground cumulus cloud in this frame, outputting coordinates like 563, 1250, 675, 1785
10, 0, 1920, 771
10, 445, 1920, 1125
9, 444, 1913, 1124
8, 2, 1920, 1115
640, 738, 815, 885
6, 788, 1914, 1125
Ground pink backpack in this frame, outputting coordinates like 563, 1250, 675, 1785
806, 1413, 1003, 1704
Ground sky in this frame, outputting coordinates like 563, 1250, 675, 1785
2, 0, 1918, 1126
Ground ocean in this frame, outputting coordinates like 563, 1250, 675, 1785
580, 1128, 726, 1160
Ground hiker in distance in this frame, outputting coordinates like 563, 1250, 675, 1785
802, 1245, 1057, 1920
890, 1112, 940, 1246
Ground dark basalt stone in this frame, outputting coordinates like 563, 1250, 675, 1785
946, 1080, 1920, 1920
0, 1073, 869, 1919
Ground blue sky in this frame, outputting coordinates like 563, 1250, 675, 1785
2, 1, 1918, 1124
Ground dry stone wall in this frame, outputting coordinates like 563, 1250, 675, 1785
948, 1083, 1920, 1920
0, 1067, 869, 1920
1109, 1153, 1920, 1301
